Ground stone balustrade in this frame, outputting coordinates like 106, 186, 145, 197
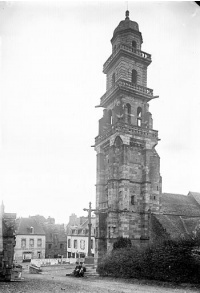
118, 79, 153, 96
95, 122, 158, 145
100, 79, 153, 105
103, 43, 151, 71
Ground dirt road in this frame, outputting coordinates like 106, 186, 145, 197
0, 266, 199, 293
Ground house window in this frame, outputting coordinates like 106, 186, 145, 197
60, 243, 63, 249
68, 239, 71, 248
131, 195, 135, 205
131, 69, 137, 84
48, 244, 52, 249
21, 239, 26, 248
30, 226, 34, 234
137, 107, 142, 127
80, 240, 85, 250
37, 238, 42, 247
29, 239, 34, 248
74, 239, 77, 249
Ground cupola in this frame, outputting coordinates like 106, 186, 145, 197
111, 10, 143, 45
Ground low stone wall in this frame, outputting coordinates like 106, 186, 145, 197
30, 258, 79, 267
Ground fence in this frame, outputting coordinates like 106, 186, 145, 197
31, 257, 85, 267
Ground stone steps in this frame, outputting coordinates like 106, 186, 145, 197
84, 266, 99, 277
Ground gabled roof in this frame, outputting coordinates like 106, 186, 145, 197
188, 192, 200, 206
16, 217, 45, 235
79, 217, 96, 229
67, 216, 96, 236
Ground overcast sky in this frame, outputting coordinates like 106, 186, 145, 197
0, 1, 200, 224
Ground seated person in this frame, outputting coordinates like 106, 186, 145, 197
73, 262, 80, 277
79, 262, 86, 277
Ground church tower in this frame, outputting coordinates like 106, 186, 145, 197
95, 11, 162, 259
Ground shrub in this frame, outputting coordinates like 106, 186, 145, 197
97, 238, 200, 283
98, 246, 142, 278
113, 237, 132, 250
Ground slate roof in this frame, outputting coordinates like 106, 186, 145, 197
44, 223, 66, 242
112, 11, 142, 42
67, 217, 96, 236
161, 193, 200, 217
153, 193, 200, 240
16, 217, 45, 235
188, 192, 200, 206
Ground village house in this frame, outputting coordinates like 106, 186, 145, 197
66, 214, 95, 259
14, 217, 45, 262
30, 215, 67, 258
43, 217, 67, 258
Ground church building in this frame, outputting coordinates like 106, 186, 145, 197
94, 11, 200, 260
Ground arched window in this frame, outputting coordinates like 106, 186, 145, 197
126, 103, 131, 124
112, 73, 115, 86
131, 69, 137, 84
137, 107, 142, 127
114, 136, 123, 147
132, 40, 137, 52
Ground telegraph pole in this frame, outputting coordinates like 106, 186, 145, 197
83, 202, 96, 257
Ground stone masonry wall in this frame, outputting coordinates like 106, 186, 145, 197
106, 57, 147, 89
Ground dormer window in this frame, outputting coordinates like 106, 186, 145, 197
27, 226, 34, 234
132, 69, 137, 84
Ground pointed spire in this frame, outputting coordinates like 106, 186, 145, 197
125, 10, 129, 20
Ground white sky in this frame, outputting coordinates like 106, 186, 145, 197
0, 1, 200, 224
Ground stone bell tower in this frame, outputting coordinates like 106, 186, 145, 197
95, 11, 162, 260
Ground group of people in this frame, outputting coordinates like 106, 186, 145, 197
73, 262, 86, 277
